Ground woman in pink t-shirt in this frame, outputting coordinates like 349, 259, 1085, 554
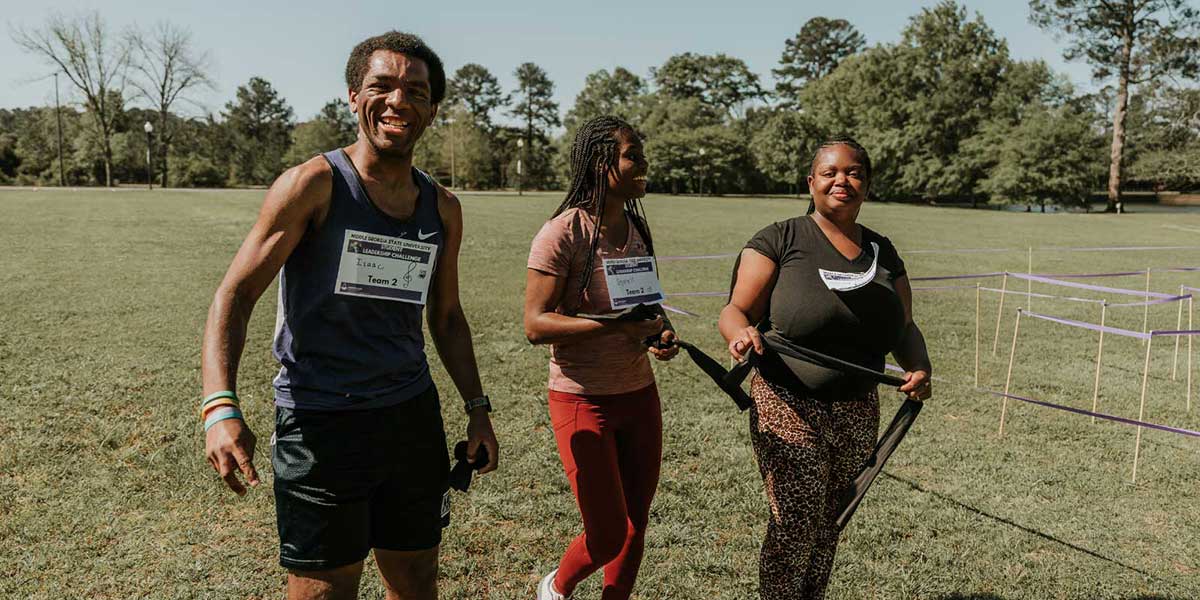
524, 116, 678, 600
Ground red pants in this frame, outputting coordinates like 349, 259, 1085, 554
548, 383, 663, 600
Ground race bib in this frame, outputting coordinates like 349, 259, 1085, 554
602, 256, 665, 310
818, 242, 879, 292
334, 229, 437, 305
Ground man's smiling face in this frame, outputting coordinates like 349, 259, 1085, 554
349, 50, 438, 158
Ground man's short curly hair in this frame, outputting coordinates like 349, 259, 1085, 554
344, 31, 446, 104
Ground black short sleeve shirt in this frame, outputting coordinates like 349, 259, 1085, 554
745, 215, 907, 397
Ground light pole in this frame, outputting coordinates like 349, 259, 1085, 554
143, 121, 154, 190
516, 138, 525, 196
445, 113, 456, 189
697, 147, 707, 196
53, 72, 66, 187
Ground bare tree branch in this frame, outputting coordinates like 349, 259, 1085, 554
126, 21, 214, 186
11, 11, 130, 186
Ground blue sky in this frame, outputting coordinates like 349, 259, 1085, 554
2, 0, 1095, 123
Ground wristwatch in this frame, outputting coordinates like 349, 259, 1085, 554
464, 395, 492, 413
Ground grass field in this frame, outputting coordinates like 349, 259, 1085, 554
2, 187, 1199, 599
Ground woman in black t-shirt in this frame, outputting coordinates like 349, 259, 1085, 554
718, 138, 932, 600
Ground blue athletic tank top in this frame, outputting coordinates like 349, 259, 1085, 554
272, 149, 443, 411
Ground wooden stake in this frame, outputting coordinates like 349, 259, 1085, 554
992, 273, 1009, 356
1091, 301, 1107, 424
1027, 246, 1033, 312
1141, 268, 1151, 343
1000, 309, 1023, 437
975, 283, 981, 388
1131, 334, 1154, 484
1173, 284, 1183, 381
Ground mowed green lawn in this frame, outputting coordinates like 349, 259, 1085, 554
1, 187, 1199, 600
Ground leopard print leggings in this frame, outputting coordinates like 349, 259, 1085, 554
749, 373, 879, 600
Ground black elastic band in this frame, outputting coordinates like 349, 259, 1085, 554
671, 340, 753, 411
725, 341, 923, 530
448, 441, 490, 492
834, 398, 922, 530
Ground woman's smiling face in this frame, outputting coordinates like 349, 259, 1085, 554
607, 129, 649, 200
808, 143, 869, 216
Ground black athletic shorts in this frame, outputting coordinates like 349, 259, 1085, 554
271, 384, 450, 571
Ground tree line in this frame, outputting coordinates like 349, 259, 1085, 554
4, 1, 1198, 211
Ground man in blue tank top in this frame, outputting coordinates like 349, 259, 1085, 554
199, 31, 498, 599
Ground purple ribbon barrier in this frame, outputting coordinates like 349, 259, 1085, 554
661, 303, 700, 317
985, 390, 1200, 439
1033, 270, 1146, 279
1150, 329, 1200, 337
1106, 294, 1193, 308
905, 248, 1012, 255
1185, 286, 1200, 293
1034, 267, 1199, 278
980, 287, 1105, 304
876, 267, 1197, 283
657, 245, 1200, 263
1039, 244, 1200, 253
1007, 272, 1176, 299
910, 272, 1005, 282
912, 285, 979, 291
1022, 310, 1152, 339
657, 253, 739, 262
665, 291, 727, 297
667, 289, 1193, 304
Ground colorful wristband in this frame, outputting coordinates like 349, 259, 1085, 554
201, 390, 238, 410
203, 406, 244, 432
200, 397, 239, 418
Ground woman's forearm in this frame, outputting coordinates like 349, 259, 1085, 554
524, 312, 614, 346
718, 303, 754, 344
894, 322, 932, 373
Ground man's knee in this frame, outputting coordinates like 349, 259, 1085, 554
376, 547, 439, 598
287, 561, 364, 600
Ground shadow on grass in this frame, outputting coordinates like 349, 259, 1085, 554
933, 595, 1005, 600
933, 596, 1178, 600
882, 472, 1155, 580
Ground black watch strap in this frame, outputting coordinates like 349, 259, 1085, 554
464, 395, 491, 413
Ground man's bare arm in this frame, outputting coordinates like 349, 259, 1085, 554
200, 158, 331, 495
201, 159, 331, 393
427, 184, 498, 473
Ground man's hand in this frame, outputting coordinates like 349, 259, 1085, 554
205, 419, 260, 496
465, 410, 499, 474
648, 329, 680, 361
899, 370, 932, 401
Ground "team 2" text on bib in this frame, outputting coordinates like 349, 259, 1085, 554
334, 229, 438, 305
602, 256, 665, 310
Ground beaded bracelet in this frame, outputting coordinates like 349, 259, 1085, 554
203, 406, 244, 432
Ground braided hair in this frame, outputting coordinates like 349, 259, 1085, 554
552, 115, 655, 307
806, 136, 872, 215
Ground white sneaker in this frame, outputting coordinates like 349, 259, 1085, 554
537, 568, 566, 599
